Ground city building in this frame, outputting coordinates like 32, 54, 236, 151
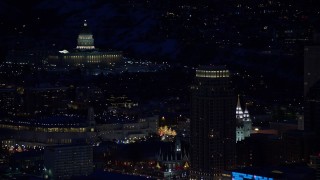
190, 66, 236, 179
95, 115, 159, 142
0, 88, 19, 115
222, 164, 315, 180
309, 154, 320, 180
107, 95, 138, 109
283, 130, 316, 164
44, 144, 93, 179
235, 95, 252, 142
48, 20, 123, 66
236, 134, 283, 168
156, 137, 189, 179
24, 86, 72, 114
1, 85, 74, 116
5, 48, 53, 65
9, 151, 44, 176
0, 113, 158, 146
236, 129, 316, 168
269, 121, 298, 136
304, 45, 320, 97
304, 41, 320, 153
304, 80, 320, 137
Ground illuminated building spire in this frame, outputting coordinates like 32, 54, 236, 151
243, 103, 251, 121
237, 94, 241, 107
236, 94, 244, 119
243, 103, 252, 138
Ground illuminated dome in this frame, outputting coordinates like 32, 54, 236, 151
48, 20, 123, 66
76, 20, 95, 50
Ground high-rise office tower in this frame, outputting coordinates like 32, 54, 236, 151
304, 46, 320, 97
304, 81, 320, 137
310, 154, 320, 180
44, 144, 93, 179
304, 36, 320, 152
190, 66, 236, 179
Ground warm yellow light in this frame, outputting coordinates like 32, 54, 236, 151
158, 125, 176, 136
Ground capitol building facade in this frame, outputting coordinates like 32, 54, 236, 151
48, 20, 123, 66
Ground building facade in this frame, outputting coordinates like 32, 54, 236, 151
304, 81, 320, 137
44, 144, 93, 179
190, 66, 236, 179
304, 46, 320, 97
48, 20, 123, 66
0, 111, 158, 146
156, 137, 190, 179
310, 154, 320, 180
235, 95, 252, 143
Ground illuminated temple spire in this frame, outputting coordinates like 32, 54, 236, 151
243, 103, 251, 121
236, 94, 243, 119
76, 20, 95, 50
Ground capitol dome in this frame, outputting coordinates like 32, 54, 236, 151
76, 20, 95, 50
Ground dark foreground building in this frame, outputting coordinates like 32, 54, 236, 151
190, 66, 236, 179
44, 144, 93, 179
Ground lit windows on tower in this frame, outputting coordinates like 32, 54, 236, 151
196, 69, 230, 78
